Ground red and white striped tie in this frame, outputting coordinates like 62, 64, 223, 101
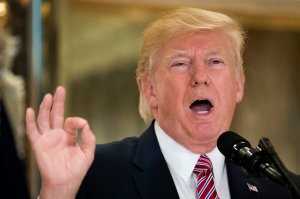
193, 155, 219, 199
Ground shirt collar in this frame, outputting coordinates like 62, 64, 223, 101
154, 121, 225, 186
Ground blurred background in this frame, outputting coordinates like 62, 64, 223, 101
0, 0, 300, 198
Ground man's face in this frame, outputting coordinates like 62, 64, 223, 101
142, 30, 244, 153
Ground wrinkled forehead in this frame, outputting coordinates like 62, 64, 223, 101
163, 48, 227, 59
154, 30, 236, 63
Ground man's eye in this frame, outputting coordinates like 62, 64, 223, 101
171, 62, 188, 67
173, 62, 185, 66
210, 59, 223, 65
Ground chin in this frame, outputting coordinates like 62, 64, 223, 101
192, 126, 220, 140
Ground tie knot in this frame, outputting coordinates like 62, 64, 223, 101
193, 154, 213, 175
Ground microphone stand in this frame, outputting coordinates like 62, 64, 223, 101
258, 137, 300, 199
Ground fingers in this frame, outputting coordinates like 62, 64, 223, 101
50, 86, 66, 129
29, 86, 65, 137
26, 108, 40, 144
37, 94, 53, 132
27, 86, 96, 162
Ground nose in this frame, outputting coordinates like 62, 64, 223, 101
190, 65, 209, 87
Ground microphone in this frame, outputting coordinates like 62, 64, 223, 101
217, 131, 284, 184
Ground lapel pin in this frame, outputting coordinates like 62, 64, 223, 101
246, 183, 259, 193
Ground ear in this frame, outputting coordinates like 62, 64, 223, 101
141, 78, 158, 108
235, 74, 245, 103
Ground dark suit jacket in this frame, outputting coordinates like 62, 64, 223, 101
77, 122, 296, 199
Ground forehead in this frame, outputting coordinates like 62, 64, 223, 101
157, 30, 233, 59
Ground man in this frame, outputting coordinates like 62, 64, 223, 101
26, 7, 296, 199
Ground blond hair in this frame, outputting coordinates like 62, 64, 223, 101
136, 7, 246, 123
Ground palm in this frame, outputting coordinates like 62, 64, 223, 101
34, 128, 87, 185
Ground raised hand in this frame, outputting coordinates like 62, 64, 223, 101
26, 86, 96, 199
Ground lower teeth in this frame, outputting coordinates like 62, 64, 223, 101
198, 111, 209, 114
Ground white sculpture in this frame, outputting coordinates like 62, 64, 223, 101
0, 29, 26, 159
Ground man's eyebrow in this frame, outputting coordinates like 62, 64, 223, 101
205, 49, 223, 56
164, 50, 191, 61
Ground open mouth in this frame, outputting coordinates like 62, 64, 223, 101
189, 99, 213, 115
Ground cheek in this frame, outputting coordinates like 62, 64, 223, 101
217, 77, 238, 104
156, 79, 181, 107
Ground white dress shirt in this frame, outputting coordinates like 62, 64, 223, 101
154, 121, 231, 199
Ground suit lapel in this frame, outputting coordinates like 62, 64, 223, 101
226, 159, 263, 199
132, 123, 179, 199
226, 159, 295, 199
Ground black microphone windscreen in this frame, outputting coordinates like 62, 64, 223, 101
217, 131, 251, 158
